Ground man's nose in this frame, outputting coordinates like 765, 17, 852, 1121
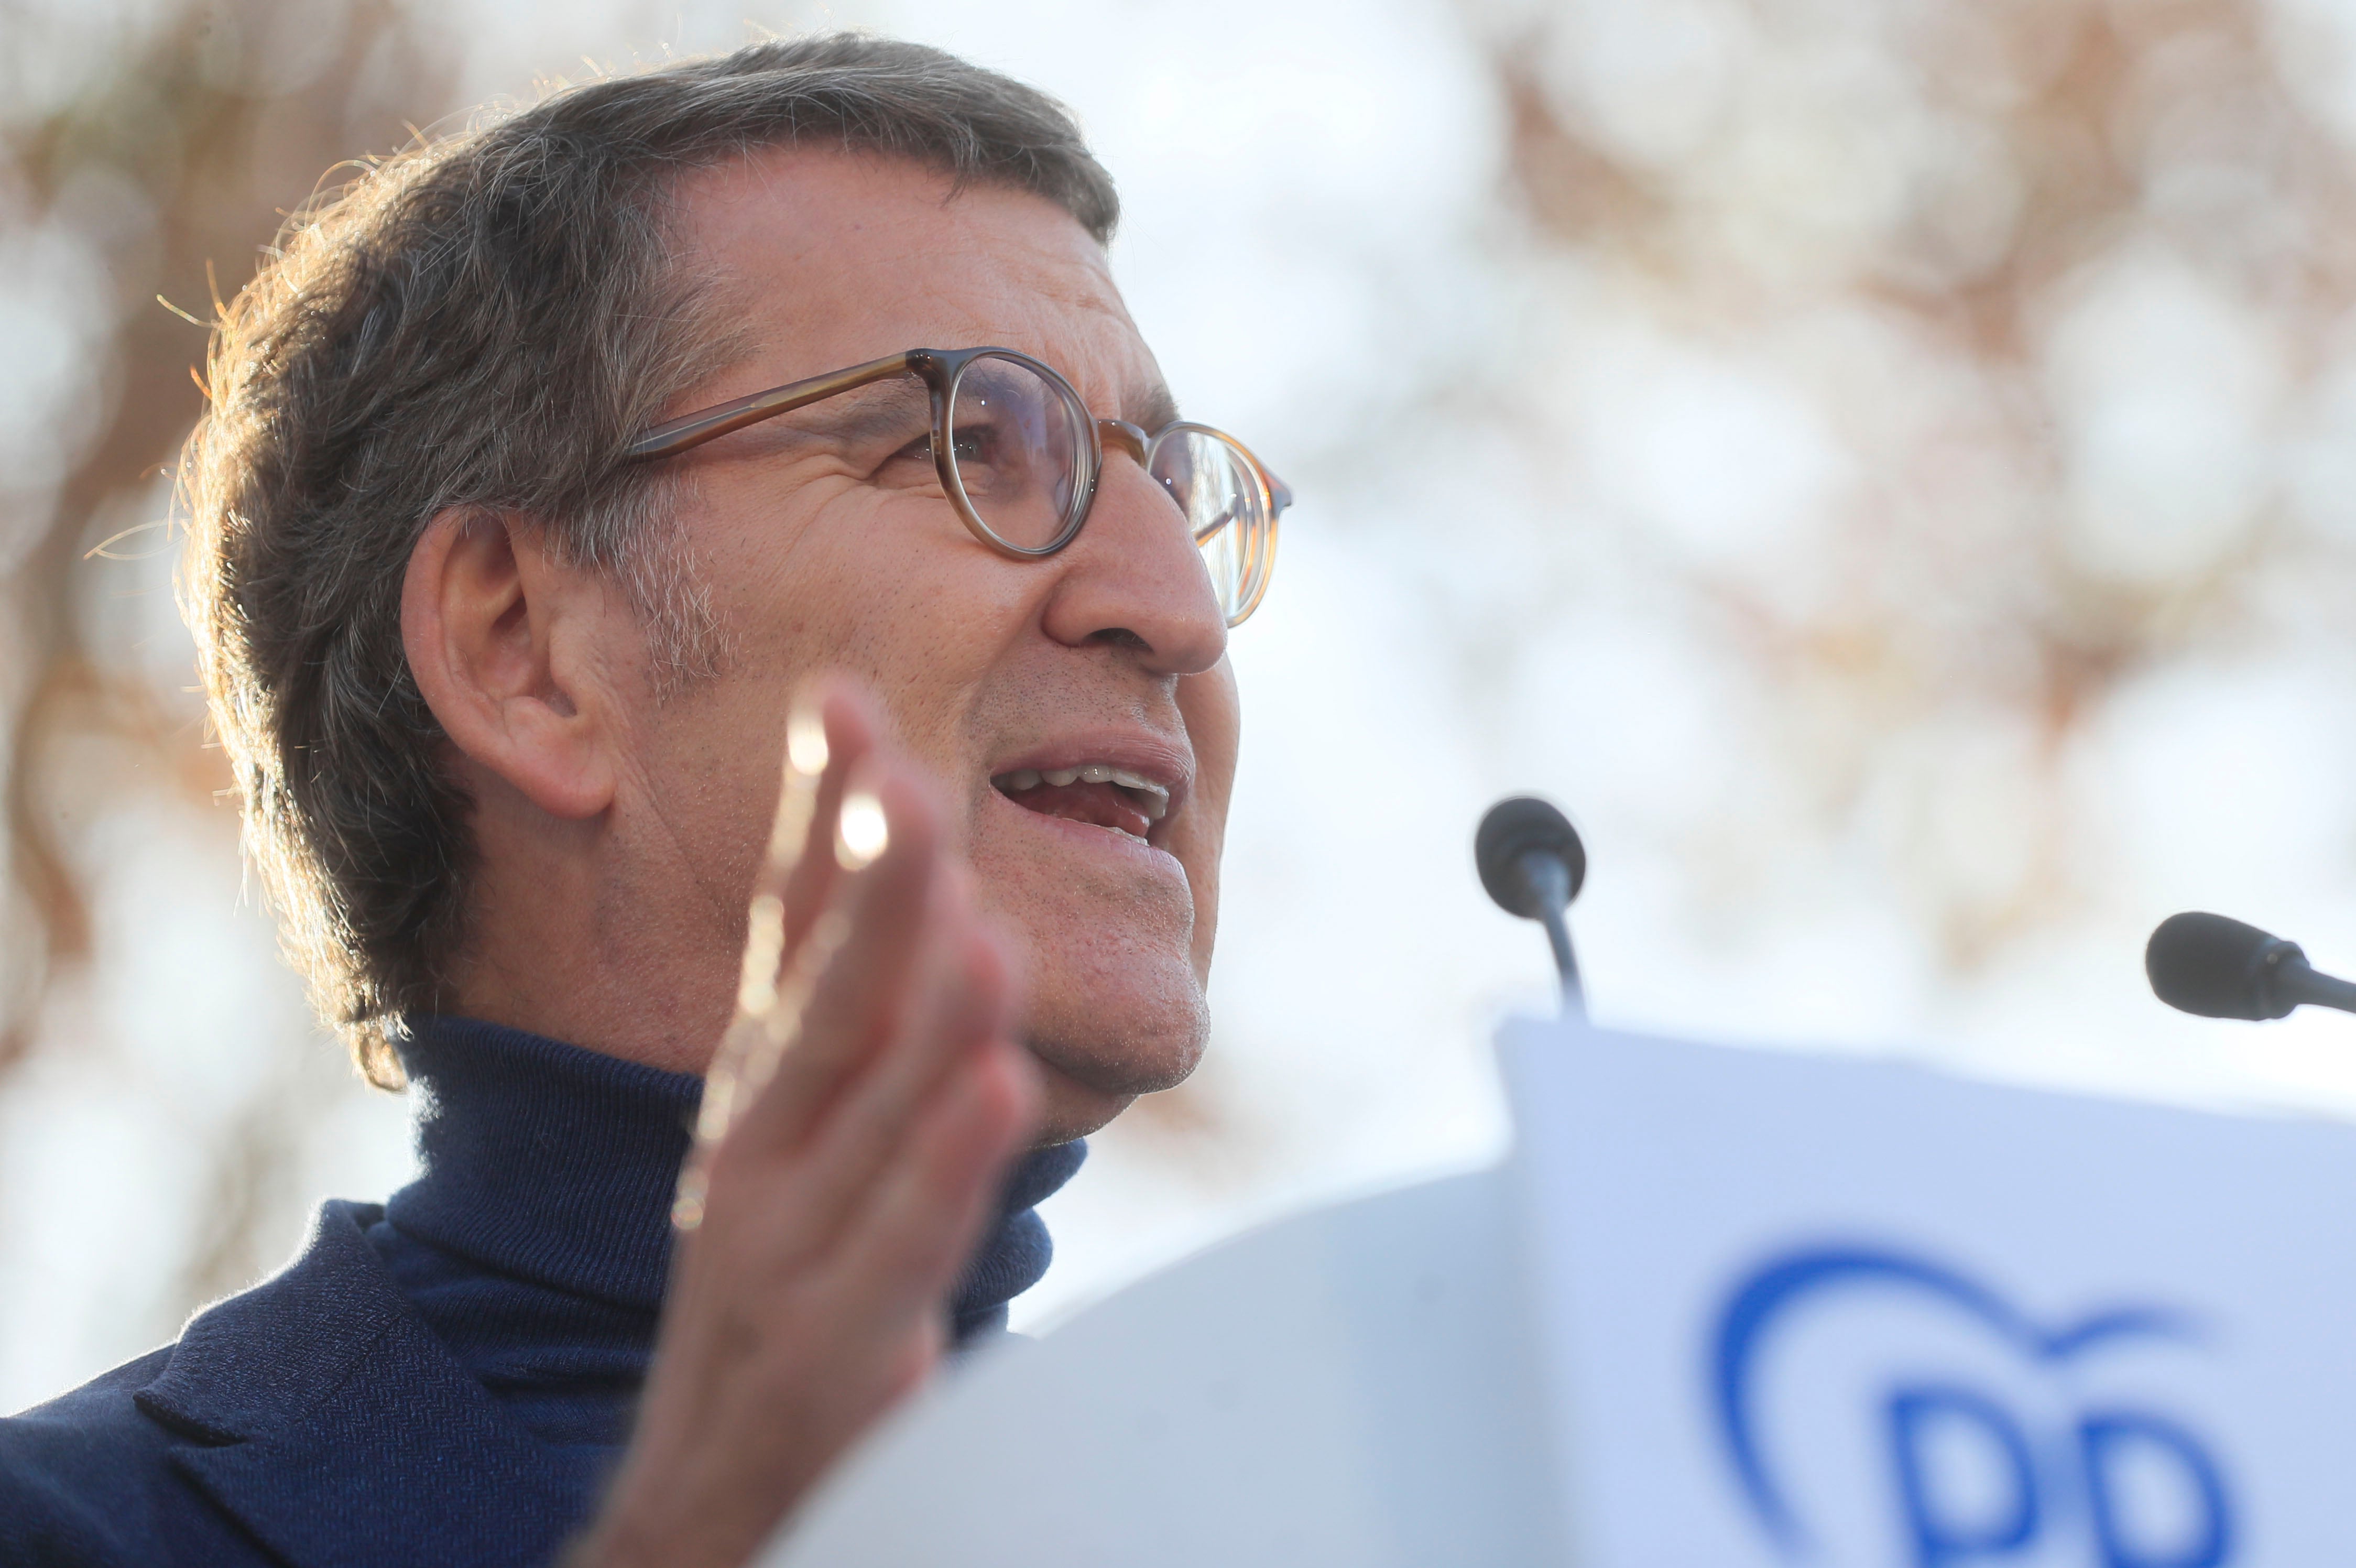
1037, 452, 1229, 675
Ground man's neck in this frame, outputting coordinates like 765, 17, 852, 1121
450, 779, 735, 1077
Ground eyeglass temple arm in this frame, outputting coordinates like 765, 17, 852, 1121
626, 352, 917, 462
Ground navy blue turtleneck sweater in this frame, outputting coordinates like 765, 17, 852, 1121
363, 1017, 1085, 1501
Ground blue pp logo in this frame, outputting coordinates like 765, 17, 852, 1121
1711, 1247, 2236, 1566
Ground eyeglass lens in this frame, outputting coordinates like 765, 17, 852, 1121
943, 352, 1273, 622
1151, 430, 1272, 625
944, 354, 1092, 552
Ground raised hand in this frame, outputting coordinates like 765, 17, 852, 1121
575, 680, 1042, 1568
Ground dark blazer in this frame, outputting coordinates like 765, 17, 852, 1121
0, 1202, 591, 1568
1, 1017, 1087, 1567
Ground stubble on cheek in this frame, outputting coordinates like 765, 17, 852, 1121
968, 824, 1209, 1099
1024, 922, 1210, 1097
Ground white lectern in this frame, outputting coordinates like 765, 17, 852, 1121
763, 1019, 2356, 1566
762, 1162, 1560, 1566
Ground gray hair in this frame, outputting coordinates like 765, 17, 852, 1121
179, 35, 1120, 1088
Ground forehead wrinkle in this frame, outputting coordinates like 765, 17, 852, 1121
672, 151, 1170, 439
984, 294, 1172, 430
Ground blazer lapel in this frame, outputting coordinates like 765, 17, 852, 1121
136, 1201, 585, 1568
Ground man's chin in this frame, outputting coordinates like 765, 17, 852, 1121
1023, 1026, 1206, 1144
1028, 1072, 1135, 1145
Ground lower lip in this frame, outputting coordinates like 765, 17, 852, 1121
985, 789, 1187, 880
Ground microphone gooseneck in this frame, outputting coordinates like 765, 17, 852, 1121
2145, 911, 2356, 1021
1476, 796, 1588, 1017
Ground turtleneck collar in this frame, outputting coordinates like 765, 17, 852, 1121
387, 1018, 696, 1312
385, 1016, 1083, 1333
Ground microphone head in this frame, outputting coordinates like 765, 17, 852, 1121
2146, 911, 2300, 1021
1477, 796, 1587, 920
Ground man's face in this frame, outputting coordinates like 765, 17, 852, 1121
619, 149, 1238, 1141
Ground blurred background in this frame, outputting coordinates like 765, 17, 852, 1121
10, 0, 2356, 1408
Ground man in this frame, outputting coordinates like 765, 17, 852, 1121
0, 34, 1283, 1568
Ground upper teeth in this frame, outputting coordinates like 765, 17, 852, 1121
994, 765, 1170, 820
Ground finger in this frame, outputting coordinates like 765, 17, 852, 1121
772, 913, 1018, 1261
764, 681, 888, 954
689, 858, 1006, 1260
726, 759, 948, 1159
701, 682, 885, 1157
815, 1037, 1040, 1336
735, 681, 881, 1023
684, 742, 940, 1226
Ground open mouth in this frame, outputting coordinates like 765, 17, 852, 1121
990, 764, 1172, 844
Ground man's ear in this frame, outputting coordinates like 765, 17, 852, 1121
401, 507, 617, 821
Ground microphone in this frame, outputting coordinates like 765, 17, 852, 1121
2145, 911, 2356, 1021
1477, 796, 1588, 1016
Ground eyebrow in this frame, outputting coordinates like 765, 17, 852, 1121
1128, 381, 1181, 432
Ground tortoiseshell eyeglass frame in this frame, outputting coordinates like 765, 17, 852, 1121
623, 345, 1290, 626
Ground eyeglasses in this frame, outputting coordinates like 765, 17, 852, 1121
625, 346, 1289, 626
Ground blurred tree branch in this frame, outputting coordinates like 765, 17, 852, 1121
1478, 0, 2356, 966
1, 0, 457, 1062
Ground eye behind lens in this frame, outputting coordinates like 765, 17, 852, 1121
945, 353, 1090, 553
